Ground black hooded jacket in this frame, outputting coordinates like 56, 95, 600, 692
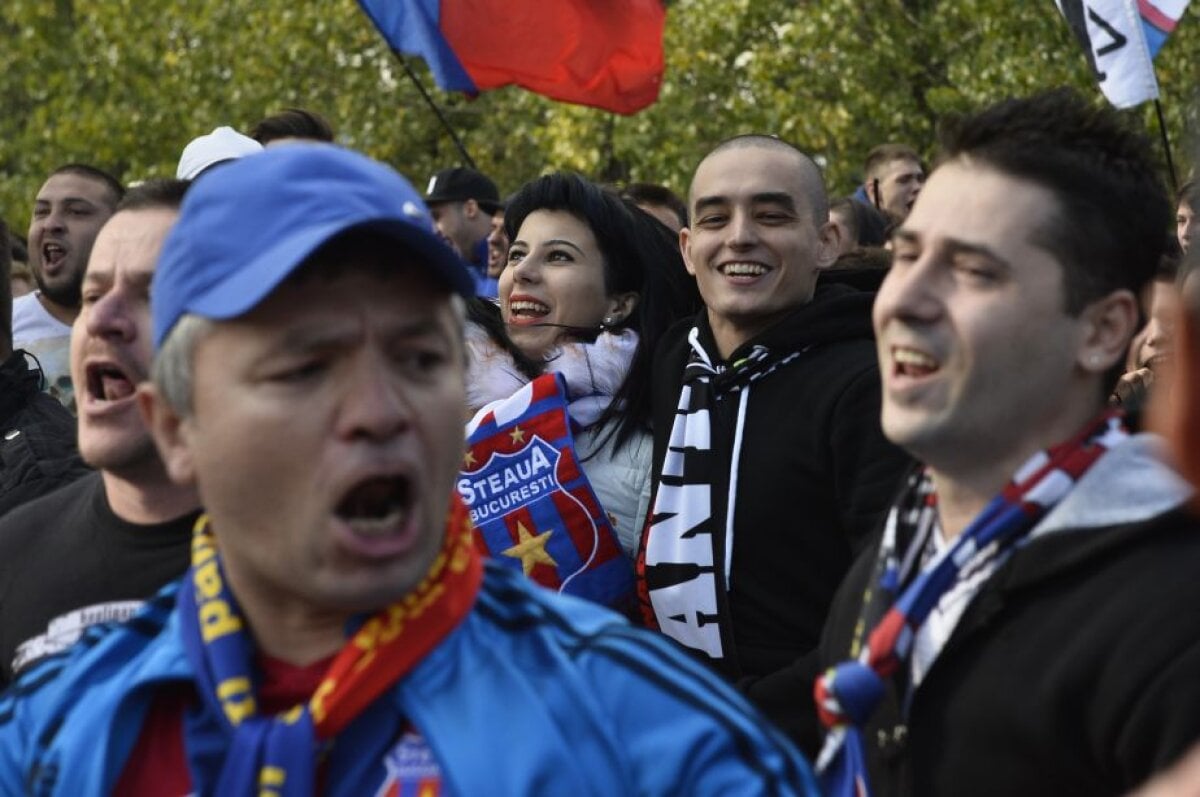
645, 283, 911, 746
0, 350, 89, 516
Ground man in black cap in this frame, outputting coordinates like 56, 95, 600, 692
425, 166, 501, 297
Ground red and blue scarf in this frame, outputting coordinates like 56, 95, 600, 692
814, 412, 1127, 797
178, 497, 482, 796
462, 373, 633, 608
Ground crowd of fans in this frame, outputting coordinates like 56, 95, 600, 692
0, 92, 1197, 795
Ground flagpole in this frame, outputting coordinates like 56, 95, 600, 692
1153, 99, 1179, 192
392, 49, 477, 170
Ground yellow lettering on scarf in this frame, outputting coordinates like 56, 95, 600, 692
217, 677, 256, 724
378, 605, 406, 645
259, 765, 286, 796
450, 530, 472, 573
192, 553, 243, 642
279, 705, 304, 725
195, 559, 222, 598
199, 596, 242, 642
310, 678, 336, 725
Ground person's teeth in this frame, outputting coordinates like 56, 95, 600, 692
894, 348, 938, 369
510, 300, 550, 315
720, 262, 768, 276
346, 507, 407, 536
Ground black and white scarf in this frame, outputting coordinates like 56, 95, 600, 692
637, 326, 806, 664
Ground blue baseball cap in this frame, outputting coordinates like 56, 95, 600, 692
153, 143, 474, 348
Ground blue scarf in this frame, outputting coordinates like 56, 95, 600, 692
178, 500, 481, 795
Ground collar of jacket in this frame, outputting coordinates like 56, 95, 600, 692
694, 282, 876, 365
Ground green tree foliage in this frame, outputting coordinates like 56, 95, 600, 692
1, 0, 1197, 235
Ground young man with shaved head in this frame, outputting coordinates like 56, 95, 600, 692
0, 145, 818, 795
638, 134, 910, 748
814, 90, 1200, 797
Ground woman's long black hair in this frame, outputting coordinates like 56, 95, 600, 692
503, 173, 701, 452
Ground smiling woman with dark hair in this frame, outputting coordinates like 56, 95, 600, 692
466, 173, 699, 563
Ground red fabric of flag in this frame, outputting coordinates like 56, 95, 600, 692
440, 0, 665, 115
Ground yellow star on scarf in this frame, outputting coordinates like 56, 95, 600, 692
463, 450, 476, 467
502, 521, 556, 576
509, 426, 526, 445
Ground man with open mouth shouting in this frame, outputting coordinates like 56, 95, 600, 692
813, 89, 1200, 797
15, 164, 124, 413
0, 145, 818, 796
0, 179, 200, 688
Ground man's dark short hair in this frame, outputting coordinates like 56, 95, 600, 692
622, 182, 688, 229
696, 134, 829, 225
250, 108, 335, 145
864, 143, 925, 181
937, 88, 1169, 316
117, 179, 190, 213
48, 163, 124, 209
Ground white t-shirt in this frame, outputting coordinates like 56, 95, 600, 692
12, 293, 74, 413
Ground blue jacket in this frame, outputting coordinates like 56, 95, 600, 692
0, 563, 817, 796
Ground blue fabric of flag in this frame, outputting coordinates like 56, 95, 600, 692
356, 0, 477, 92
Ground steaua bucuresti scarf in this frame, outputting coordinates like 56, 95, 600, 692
177, 496, 482, 796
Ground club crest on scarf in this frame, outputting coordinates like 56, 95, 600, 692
462, 373, 633, 608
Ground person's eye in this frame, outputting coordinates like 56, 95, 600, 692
891, 246, 919, 266
68, 207, 93, 217
507, 249, 526, 263
954, 262, 998, 283
272, 360, 326, 383
397, 348, 449, 377
757, 211, 793, 224
546, 248, 574, 263
695, 214, 727, 228
81, 291, 102, 306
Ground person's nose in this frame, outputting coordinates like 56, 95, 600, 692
84, 290, 136, 342
337, 352, 413, 443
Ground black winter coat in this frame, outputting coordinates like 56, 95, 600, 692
0, 350, 89, 517
817, 436, 1200, 796
645, 284, 911, 747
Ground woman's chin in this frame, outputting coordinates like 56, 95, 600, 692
507, 324, 557, 361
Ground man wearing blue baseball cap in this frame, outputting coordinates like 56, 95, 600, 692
0, 144, 818, 796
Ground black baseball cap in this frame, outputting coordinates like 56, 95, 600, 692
425, 167, 501, 212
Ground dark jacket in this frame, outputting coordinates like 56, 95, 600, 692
0, 351, 88, 516
817, 435, 1200, 796
647, 284, 911, 746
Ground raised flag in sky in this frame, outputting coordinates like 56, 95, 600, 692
356, 0, 666, 115
1055, 0, 1190, 108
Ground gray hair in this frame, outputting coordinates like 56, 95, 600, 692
151, 313, 214, 417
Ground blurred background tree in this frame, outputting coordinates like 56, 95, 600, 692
0, 0, 1196, 232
